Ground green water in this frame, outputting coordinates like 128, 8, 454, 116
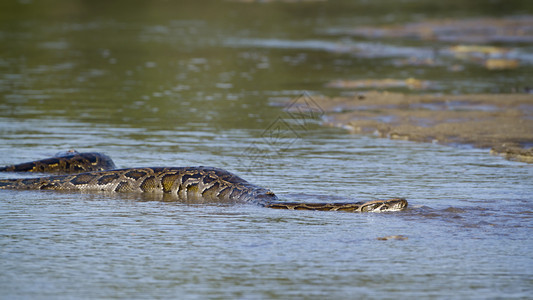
1, 0, 532, 299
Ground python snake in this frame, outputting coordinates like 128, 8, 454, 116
0, 152, 407, 212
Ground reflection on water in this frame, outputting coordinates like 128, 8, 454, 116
1, 0, 532, 298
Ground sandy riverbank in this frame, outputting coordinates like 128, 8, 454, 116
306, 91, 533, 163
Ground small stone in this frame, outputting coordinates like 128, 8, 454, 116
377, 235, 408, 241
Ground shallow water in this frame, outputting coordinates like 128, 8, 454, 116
1, 0, 533, 299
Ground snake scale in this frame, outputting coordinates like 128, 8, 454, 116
0, 152, 407, 212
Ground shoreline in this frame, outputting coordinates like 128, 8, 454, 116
305, 91, 533, 163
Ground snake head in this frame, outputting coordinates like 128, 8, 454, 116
360, 198, 408, 212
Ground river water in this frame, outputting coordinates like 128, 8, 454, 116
1, 0, 532, 299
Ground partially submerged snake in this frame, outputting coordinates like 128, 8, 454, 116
0, 152, 407, 212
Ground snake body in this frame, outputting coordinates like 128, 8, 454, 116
0, 152, 407, 212
0, 152, 116, 173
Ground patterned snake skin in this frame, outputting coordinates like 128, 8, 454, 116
0, 152, 407, 212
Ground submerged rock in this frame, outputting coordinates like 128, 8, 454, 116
377, 235, 408, 241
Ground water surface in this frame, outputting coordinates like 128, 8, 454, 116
1, 0, 532, 299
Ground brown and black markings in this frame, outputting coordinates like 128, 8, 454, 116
0, 152, 408, 212
0, 151, 116, 173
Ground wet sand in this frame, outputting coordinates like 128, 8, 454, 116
337, 16, 533, 44
308, 92, 533, 163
